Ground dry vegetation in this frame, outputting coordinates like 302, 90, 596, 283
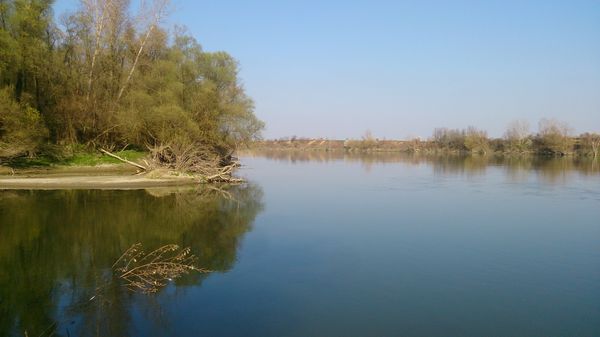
254, 119, 599, 158
112, 243, 209, 294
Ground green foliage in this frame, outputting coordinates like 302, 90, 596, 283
0, 0, 263, 165
116, 29, 264, 159
0, 88, 48, 158
63, 149, 146, 166
4, 148, 147, 168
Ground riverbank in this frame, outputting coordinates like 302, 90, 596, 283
0, 168, 199, 189
251, 137, 599, 157
0, 152, 203, 189
0, 148, 245, 188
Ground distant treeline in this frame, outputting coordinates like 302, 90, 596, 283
257, 119, 600, 158
0, 0, 262, 167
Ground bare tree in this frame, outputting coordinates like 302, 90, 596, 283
504, 119, 531, 153
83, 0, 112, 101
580, 133, 600, 159
432, 127, 465, 151
360, 130, 377, 149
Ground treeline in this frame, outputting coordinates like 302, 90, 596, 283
0, 0, 263, 167
263, 119, 599, 158
425, 119, 599, 157
343, 119, 598, 157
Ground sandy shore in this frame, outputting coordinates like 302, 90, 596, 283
0, 171, 199, 189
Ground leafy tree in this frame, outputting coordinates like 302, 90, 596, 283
0, 0, 263, 168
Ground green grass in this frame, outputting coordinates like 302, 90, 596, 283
3, 150, 147, 169
63, 150, 146, 166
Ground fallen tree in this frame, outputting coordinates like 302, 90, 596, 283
99, 146, 245, 183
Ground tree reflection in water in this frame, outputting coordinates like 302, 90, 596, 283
243, 149, 600, 183
0, 184, 264, 337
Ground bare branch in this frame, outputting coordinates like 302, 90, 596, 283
113, 243, 210, 293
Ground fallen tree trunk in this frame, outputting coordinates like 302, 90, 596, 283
100, 149, 147, 171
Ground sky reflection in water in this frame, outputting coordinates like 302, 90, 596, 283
1, 152, 599, 336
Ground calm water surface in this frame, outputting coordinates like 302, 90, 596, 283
1, 152, 599, 336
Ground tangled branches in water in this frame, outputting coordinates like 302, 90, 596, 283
146, 143, 244, 183
112, 243, 210, 293
98, 143, 246, 183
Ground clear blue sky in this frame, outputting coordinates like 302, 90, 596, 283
54, 0, 600, 139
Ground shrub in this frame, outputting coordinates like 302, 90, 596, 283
0, 88, 48, 159
535, 119, 573, 155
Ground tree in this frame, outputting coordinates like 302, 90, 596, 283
580, 133, 600, 159
536, 118, 573, 155
0, 0, 56, 111
464, 126, 490, 154
0, 88, 48, 159
504, 119, 532, 153
432, 127, 465, 151
359, 130, 377, 149
116, 0, 170, 103
117, 29, 263, 162
0, 0, 263, 169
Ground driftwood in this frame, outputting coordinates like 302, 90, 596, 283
99, 148, 147, 171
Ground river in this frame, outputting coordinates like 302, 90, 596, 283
1, 152, 599, 336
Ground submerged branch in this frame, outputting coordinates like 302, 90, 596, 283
113, 243, 210, 293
